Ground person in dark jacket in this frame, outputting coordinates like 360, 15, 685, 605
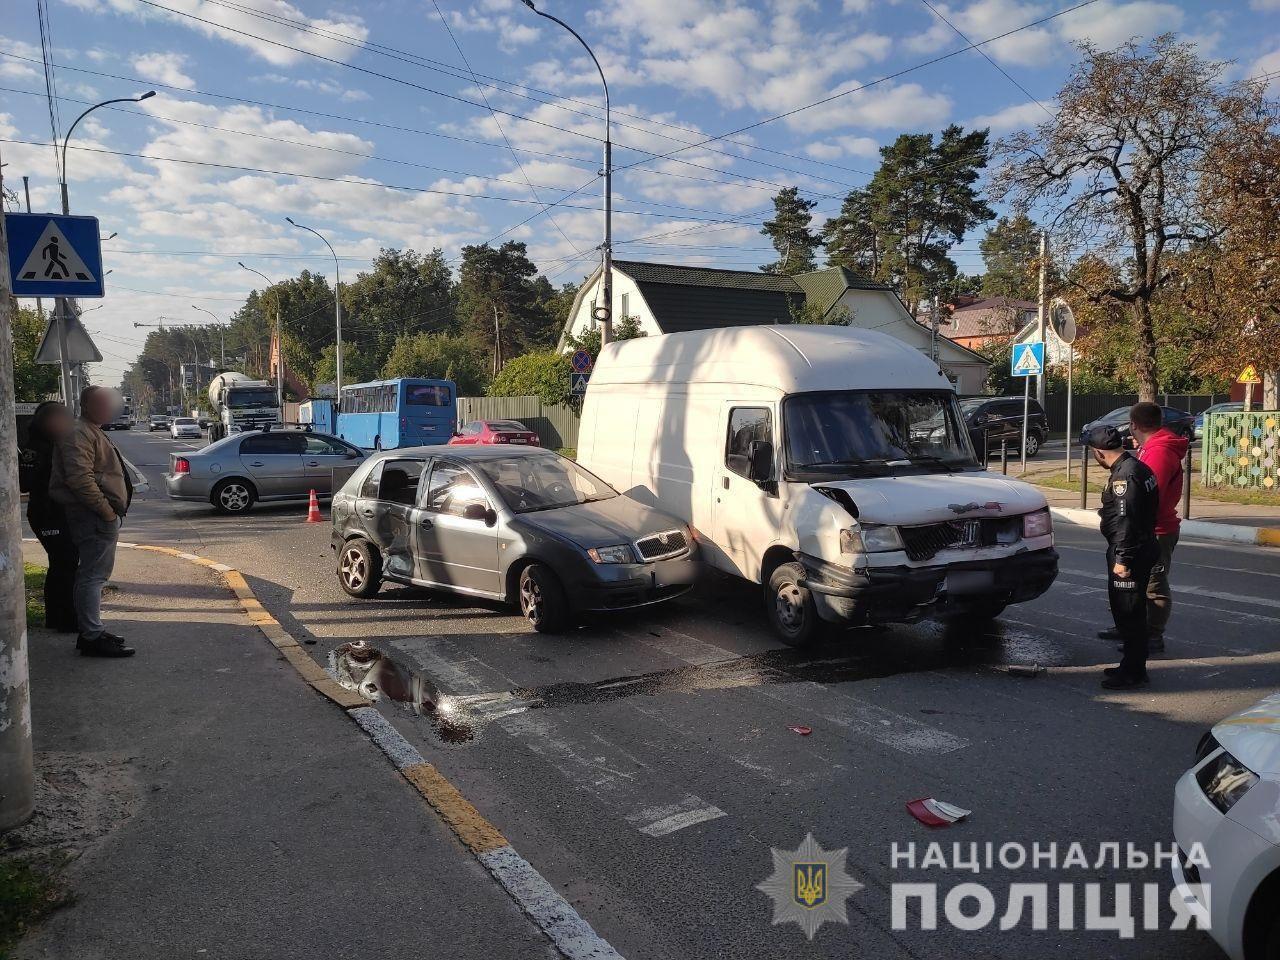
25, 401, 79, 633
1088, 424, 1161, 689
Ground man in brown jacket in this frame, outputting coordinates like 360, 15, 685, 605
51, 386, 135, 657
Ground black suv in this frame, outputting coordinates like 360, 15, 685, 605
958, 396, 1049, 458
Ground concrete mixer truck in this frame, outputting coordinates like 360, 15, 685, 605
207, 373, 280, 441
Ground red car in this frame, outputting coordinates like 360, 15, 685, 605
449, 419, 541, 447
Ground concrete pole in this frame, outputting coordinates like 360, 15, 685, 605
1036, 231, 1048, 407
0, 150, 36, 828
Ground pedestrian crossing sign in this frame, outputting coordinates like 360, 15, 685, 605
5, 213, 105, 297
1011, 342, 1044, 377
571, 372, 590, 395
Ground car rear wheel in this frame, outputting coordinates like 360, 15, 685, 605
338, 539, 382, 598
211, 479, 256, 515
1024, 432, 1041, 457
519, 563, 569, 633
766, 561, 820, 647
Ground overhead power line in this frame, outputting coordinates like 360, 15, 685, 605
617, 0, 1102, 173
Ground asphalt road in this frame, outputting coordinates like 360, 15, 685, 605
113, 427, 1280, 960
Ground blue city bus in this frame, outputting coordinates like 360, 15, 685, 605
335, 378, 457, 450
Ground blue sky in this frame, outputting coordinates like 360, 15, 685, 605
3, 0, 1279, 383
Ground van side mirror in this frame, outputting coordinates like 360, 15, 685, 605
746, 440, 773, 483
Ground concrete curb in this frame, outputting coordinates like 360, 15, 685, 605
1049, 508, 1280, 548
113, 542, 625, 960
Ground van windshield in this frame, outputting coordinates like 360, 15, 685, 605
784, 390, 976, 476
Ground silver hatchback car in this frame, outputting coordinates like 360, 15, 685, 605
165, 429, 365, 513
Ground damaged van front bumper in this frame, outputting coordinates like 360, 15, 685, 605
796, 547, 1058, 624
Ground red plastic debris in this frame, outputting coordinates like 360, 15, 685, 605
906, 797, 971, 828
787, 725, 812, 736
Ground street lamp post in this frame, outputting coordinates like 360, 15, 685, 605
520, 0, 613, 345
190, 305, 225, 366
285, 217, 343, 397
58, 91, 155, 414
239, 262, 284, 413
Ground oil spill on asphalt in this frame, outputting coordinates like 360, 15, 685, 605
328, 616, 1071, 746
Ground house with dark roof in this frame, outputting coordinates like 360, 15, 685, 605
559, 260, 991, 393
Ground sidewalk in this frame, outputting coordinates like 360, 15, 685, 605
10, 543, 558, 960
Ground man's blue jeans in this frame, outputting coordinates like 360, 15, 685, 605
64, 505, 120, 640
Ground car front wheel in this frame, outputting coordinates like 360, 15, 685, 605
766, 561, 820, 647
338, 539, 382, 598
211, 479, 256, 514
519, 563, 569, 633
1024, 432, 1041, 457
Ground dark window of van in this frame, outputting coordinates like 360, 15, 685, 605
726, 407, 772, 478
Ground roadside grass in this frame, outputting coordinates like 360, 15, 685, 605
0, 855, 72, 959
23, 564, 45, 628
556, 447, 577, 460
1032, 471, 1280, 507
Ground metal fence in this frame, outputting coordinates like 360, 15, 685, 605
456, 395, 580, 450
1201, 411, 1280, 490
1041, 393, 1224, 434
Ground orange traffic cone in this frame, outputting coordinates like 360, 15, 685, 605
306, 489, 322, 523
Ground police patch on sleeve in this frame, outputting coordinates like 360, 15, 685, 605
1111, 480, 1128, 496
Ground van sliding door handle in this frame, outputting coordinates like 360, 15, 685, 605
722, 477, 729, 489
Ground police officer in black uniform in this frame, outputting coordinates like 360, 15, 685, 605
1088, 424, 1161, 689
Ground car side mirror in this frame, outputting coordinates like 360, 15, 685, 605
463, 502, 497, 526
345, 450, 361, 459
746, 440, 773, 483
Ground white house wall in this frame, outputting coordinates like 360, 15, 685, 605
563, 272, 662, 347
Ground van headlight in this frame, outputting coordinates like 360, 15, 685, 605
587, 544, 636, 564
839, 523, 904, 554
1196, 749, 1258, 813
1022, 508, 1052, 539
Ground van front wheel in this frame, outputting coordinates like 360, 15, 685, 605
766, 562, 820, 647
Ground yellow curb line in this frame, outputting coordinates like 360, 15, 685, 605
1259, 528, 1280, 548
118, 543, 509, 857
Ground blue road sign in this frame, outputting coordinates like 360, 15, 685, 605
1011, 341, 1045, 377
570, 372, 590, 395
571, 349, 593, 373
5, 213, 105, 298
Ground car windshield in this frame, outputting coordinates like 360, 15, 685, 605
958, 398, 988, 414
472, 454, 617, 514
489, 421, 529, 432
227, 388, 277, 409
784, 390, 976, 475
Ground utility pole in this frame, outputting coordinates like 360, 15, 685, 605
930, 294, 940, 362
0, 147, 36, 829
1036, 230, 1048, 407
492, 303, 503, 376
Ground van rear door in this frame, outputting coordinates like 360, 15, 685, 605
711, 403, 779, 582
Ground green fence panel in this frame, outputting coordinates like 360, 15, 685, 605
1202, 411, 1280, 490
457, 395, 580, 450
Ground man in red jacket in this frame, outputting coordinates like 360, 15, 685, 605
1099, 402, 1188, 652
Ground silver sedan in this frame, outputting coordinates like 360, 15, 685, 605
165, 429, 365, 514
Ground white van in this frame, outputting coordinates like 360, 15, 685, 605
578, 326, 1058, 643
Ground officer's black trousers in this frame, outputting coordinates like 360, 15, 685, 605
1106, 543, 1158, 680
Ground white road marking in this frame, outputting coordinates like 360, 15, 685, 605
401, 638, 730, 839
348, 706, 426, 770
1055, 541, 1280, 578
1058, 566, 1280, 613
623, 627, 968, 756
478, 846, 625, 960
625, 798, 726, 837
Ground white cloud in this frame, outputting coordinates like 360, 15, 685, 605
804, 135, 880, 160
62, 0, 370, 67
445, 9, 541, 53
1250, 47, 1280, 88
969, 100, 1048, 132
1056, 1, 1183, 49
907, 0, 1054, 66
783, 82, 952, 134
1251, 0, 1280, 8
132, 52, 195, 90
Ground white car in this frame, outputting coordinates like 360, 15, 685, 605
170, 417, 202, 440
1172, 691, 1280, 959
